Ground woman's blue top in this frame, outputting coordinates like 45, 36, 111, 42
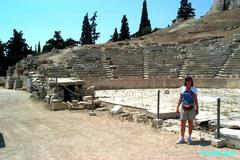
180, 86, 197, 105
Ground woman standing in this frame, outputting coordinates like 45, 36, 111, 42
176, 75, 199, 144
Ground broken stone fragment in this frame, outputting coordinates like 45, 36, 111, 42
111, 105, 123, 114
78, 101, 93, 110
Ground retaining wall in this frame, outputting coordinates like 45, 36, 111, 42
86, 78, 240, 90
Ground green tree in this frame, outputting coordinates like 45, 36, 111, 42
90, 11, 100, 44
53, 31, 65, 49
80, 13, 93, 45
35, 44, 37, 52
38, 41, 41, 53
6, 29, 30, 66
177, 0, 195, 20
138, 0, 151, 36
42, 38, 54, 52
111, 28, 119, 42
119, 15, 130, 41
42, 31, 65, 52
0, 41, 6, 76
65, 38, 78, 47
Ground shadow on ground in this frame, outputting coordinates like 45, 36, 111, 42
192, 140, 211, 146
0, 133, 6, 149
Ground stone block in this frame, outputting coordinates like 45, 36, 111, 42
152, 119, 163, 128
96, 107, 109, 111
211, 138, 226, 148
220, 128, 240, 149
51, 100, 68, 111
80, 101, 93, 110
111, 105, 123, 114
133, 113, 147, 122
0, 77, 6, 86
71, 100, 78, 106
5, 77, 14, 89
83, 96, 93, 101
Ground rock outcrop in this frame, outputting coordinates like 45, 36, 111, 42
209, 0, 240, 13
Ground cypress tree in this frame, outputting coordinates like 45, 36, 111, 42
138, 0, 151, 36
80, 13, 93, 45
111, 28, 119, 42
177, 0, 195, 20
0, 41, 6, 76
35, 44, 37, 52
119, 15, 130, 41
90, 11, 100, 44
38, 41, 41, 53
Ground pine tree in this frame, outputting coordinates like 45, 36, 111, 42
119, 15, 130, 41
111, 28, 119, 42
53, 31, 65, 49
0, 41, 6, 76
138, 0, 151, 36
42, 38, 54, 52
80, 13, 93, 45
177, 0, 195, 20
38, 41, 41, 53
65, 38, 77, 47
42, 31, 65, 52
6, 29, 30, 66
90, 11, 100, 44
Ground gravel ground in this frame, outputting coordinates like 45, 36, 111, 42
0, 88, 239, 160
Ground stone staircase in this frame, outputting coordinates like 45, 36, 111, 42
178, 58, 189, 79
143, 49, 149, 79
215, 51, 235, 78
101, 55, 114, 80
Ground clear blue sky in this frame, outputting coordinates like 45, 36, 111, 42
0, 0, 212, 48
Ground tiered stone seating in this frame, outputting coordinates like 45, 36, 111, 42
39, 65, 72, 78
69, 49, 106, 79
220, 49, 240, 76
183, 42, 230, 78
104, 48, 143, 79
146, 46, 184, 78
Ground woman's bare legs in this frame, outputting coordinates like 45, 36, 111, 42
188, 120, 193, 136
181, 120, 186, 137
187, 120, 194, 144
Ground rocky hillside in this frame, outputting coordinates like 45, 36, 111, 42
209, 0, 240, 13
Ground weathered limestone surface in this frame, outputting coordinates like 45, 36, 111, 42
220, 128, 240, 148
209, 0, 240, 13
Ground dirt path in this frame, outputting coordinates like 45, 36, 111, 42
0, 88, 239, 160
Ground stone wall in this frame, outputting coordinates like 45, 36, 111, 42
86, 78, 240, 89
0, 77, 5, 86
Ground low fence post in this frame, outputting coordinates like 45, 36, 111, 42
216, 98, 221, 139
157, 90, 160, 119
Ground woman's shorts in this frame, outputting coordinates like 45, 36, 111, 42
180, 106, 196, 120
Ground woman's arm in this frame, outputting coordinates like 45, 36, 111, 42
176, 94, 182, 113
194, 93, 199, 115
